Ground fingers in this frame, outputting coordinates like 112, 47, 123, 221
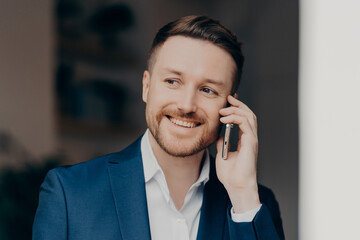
220, 115, 257, 137
216, 136, 223, 153
219, 95, 258, 136
221, 95, 256, 123
219, 106, 257, 129
227, 95, 252, 113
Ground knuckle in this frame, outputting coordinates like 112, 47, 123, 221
252, 113, 257, 121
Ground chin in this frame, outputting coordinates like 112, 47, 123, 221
160, 140, 206, 157
147, 113, 220, 157
157, 130, 216, 158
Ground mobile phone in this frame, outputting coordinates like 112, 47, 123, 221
222, 123, 233, 159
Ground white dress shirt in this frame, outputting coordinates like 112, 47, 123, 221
141, 130, 260, 240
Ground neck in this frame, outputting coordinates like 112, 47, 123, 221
148, 132, 205, 210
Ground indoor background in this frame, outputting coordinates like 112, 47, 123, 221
0, 0, 299, 239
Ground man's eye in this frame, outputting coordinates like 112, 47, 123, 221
166, 79, 179, 85
201, 88, 216, 95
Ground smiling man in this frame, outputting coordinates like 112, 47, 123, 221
33, 16, 284, 240
143, 36, 232, 158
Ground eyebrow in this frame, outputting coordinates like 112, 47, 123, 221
162, 67, 183, 76
162, 67, 226, 86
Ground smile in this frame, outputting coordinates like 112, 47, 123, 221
168, 116, 201, 128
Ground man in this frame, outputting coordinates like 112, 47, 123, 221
33, 15, 284, 240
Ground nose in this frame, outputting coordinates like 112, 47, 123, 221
176, 88, 198, 113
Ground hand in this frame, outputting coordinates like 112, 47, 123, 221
215, 95, 261, 213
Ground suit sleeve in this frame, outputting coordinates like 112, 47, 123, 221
32, 169, 68, 240
227, 187, 285, 240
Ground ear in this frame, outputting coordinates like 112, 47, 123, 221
142, 70, 150, 103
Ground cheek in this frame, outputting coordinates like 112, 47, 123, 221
204, 105, 222, 126
198, 97, 225, 117
146, 88, 163, 108
148, 84, 171, 103
145, 92, 170, 122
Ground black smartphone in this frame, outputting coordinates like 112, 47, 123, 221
222, 123, 233, 159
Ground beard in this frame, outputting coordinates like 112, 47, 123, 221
146, 107, 220, 157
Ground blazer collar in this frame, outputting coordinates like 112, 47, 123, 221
107, 137, 151, 240
107, 137, 229, 240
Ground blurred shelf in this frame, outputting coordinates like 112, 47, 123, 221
58, 35, 139, 68
57, 115, 144, 138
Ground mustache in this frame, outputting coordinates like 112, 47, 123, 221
156, 110, 206, 124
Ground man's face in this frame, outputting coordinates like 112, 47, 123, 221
143, 36, 236, 157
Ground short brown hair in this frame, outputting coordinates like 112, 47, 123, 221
147, 15, 245, 93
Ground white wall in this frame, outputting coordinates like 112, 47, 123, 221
0, 0, 55, 164
299, 0, 360, 239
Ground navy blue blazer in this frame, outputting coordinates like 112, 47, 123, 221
33, 137, 284, 240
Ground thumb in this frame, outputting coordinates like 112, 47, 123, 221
216, 136, 223, 154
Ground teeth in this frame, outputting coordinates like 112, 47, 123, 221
170, 117, 197, 128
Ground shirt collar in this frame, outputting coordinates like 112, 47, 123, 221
141, 129, 210, 185
141, 129, 162, 183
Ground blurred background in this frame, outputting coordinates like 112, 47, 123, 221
0, 0, 299, 239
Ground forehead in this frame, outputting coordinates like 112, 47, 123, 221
151, 36, 236, 85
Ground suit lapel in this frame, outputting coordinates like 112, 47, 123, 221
197, 157, 229, 240
106, 139, 230, 240
107, 138, 151, 240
